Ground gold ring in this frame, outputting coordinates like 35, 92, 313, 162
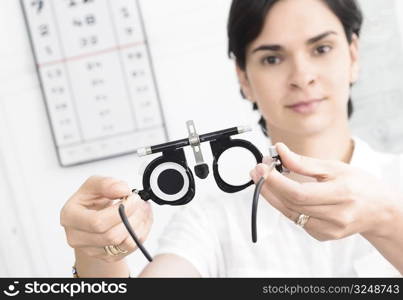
104, 245, 128, 256
295, 213, 310, 228
114, 245, 128, 254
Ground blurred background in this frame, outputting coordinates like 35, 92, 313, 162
0, 0, 402, 277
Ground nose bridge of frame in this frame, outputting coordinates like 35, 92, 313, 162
187, 120, 210, 179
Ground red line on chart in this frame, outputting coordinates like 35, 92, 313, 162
37, 41, 145, 68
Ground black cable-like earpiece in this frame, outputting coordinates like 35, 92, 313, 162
119, 203, 153, 262
251, 161, 278, 243
252, 177, 265, 243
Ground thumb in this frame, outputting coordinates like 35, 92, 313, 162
250, 163, 272, 183
78, 176, 131, 200
275, 143, 338, 181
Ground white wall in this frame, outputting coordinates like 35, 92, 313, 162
350, 0, 403, 153
0, 0, 403, 277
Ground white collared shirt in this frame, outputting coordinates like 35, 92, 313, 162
154, 136, 402, 277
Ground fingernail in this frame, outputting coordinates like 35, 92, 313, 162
256, 164, 267, 178
275, 143, 289, 155
263, 156, 273, 165
252, 165, 268, 180
112, 182, 130, 194
250, 169, 257, 182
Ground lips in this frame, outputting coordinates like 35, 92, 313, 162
286, 99, 324, 108
285, 98, 325, 114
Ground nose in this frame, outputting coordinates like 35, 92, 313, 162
288, 55, 317, 90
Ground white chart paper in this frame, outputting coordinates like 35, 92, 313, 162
21, 0, 167, 166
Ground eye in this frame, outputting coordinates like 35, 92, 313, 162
262, 56, 281, 65
314, 45, 332, 55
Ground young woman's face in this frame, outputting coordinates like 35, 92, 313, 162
237, 0, 359, 137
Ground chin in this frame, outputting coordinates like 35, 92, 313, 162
282, 116, 331, 137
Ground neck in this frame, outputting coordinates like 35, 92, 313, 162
268, 121, 354, 164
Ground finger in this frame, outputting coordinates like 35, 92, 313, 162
255, 178, 339, 238
98, 199, 151, 247
119, 217, 151, 253
259, 179, 327, 224
304, 219, 347, 241
252, 173, 297, 222
65, 200, 149, 248
249, 163, 274, 183
62, 193, 145, 233
258, 172, 352, 232
251, 164, 303, 203
80, 243, 132, 262
275, 143, 343, 181
262, 155, 274, 166
259, 181, 337, 219
93, 193, 147, 232
253, 164, 344, 206
98, 217, 150, 261
256, 174, 348, 240
276, 202, 344, 240
120, 201, 153, 248
260, 184, 335, 233
77, 176, 131, 200
116, 201, 153, 259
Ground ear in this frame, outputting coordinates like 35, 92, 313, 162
235, 64, 254, 103
349, 33, 360, 84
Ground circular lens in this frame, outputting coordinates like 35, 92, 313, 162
149, 162, 190, 201
217, 147, 257, 186
157, 169, 184, 195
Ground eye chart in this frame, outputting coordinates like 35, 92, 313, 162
21, 0, 167, 166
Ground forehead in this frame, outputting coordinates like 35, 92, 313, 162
250, 0, 344, 48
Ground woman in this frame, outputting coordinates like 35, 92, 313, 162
60, 0, 403, 277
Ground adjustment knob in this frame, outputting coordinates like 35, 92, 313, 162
194, 163, 209, 179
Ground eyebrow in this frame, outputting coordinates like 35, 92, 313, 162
251, 30, 337, 53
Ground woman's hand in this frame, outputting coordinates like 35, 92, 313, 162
250, 143, 399, 242
60, 176, 153, 263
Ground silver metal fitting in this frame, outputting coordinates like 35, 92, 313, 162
237, 125, 252, 134
186, 120, 205, 165
136, 147, 152, 157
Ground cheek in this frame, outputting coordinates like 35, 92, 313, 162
249, 72, 285, 121
248, 69, 285, 106
324, 53, 353, 101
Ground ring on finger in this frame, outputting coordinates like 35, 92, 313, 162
295, 213, 310, 228
104, 245, 128, 256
